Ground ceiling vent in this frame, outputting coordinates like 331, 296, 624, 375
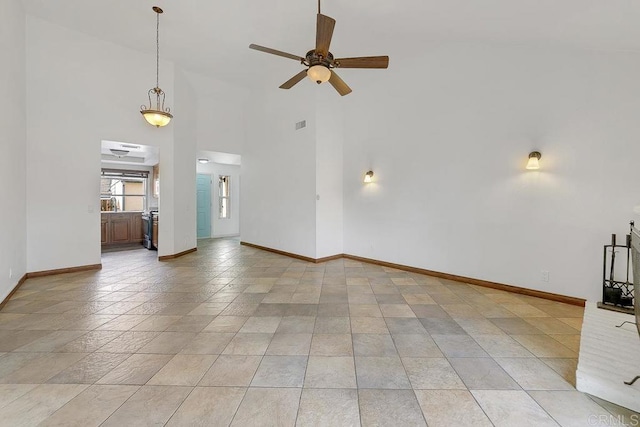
295, 120, 306, 130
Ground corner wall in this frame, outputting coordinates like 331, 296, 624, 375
172, 69, 198, 253
315, 90, 344, 258
0, 0, 26, 301
241, 86, 317, 258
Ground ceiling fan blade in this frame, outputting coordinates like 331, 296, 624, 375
316, 14, 336, 57
328, 70, 352, 96
249, 44, 303, 61
279, 70, 308, 89
334, 56, 389, 69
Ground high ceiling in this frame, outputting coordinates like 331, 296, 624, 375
22, 0, 640, 86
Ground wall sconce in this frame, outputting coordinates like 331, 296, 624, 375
364, 171, 374, 183
198, 158, 210, 164
526, 151, 541, 170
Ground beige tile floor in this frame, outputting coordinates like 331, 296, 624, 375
0, 238, 638, 426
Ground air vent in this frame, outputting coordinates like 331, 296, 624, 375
295, 120, 306, 130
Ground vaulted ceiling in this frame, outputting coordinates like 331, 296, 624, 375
22, 0, 640, 86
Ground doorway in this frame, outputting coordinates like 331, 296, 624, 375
196, 174, 212, 239
100, 140, 159, 254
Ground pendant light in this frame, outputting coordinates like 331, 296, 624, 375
140, 6, 173, 127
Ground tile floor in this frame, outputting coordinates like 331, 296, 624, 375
0, 238, 638, 426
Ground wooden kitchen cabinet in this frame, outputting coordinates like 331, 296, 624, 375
101, 212, 144, 247
101, 217, 108, 244
110, 214, 131, 243
131, 214, 143, 242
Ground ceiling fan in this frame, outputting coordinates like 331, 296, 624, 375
249, 0, 389, 96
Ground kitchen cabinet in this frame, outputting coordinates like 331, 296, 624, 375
101, 217, 108, 244
110, 214, 131, 243
101, 212, 144, 247
131, 214, 143, 241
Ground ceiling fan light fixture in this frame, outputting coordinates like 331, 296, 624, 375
307, 65, 331, 84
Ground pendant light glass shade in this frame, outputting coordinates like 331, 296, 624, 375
141, 107, 173, 127
141, 7, 172, 127
307, 65, 331, 84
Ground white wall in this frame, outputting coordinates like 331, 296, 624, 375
241, 86, 317, 258
172, 69, 198, 253
184, 70, 248, 155
25, 16, 196, 267
342, 43, 640, 301
315, 90, 344, 258
0, 0, 26, 301
196, 163, 241, 237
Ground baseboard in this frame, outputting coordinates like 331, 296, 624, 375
239, 241, 586, 307
0, 274, 28, 310
343, 254, 586, 307
158, 247, 197, 261
316, 254, 344, 263
26, 263, 102, 278
240, 241, 318, 263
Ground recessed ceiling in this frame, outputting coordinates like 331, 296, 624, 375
101, 140, 159, 166
197, 150, 241, 166
22, 0, 640, 86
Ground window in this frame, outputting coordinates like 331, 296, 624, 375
101, 169, 148, 212
219, 175, 230, 219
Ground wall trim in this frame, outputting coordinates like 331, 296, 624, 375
212, 234, 241, 239
342, 254, 586, 307
240, 241, 586, 307
241, 241, 317, 263
26, 263, 102, 278
316, 254, 344, 263
0, 274, 28, 310
159, 247, 197, 261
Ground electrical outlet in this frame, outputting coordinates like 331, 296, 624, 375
541, 270, 550, 282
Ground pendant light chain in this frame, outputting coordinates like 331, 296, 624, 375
156, 10, 160, 89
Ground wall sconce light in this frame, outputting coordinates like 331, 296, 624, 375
364, 171, 374, 183
197, 158, 210, 164
526, 151, 541, 170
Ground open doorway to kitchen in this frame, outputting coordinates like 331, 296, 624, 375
100, 140, 160, 254
196, 150, 241, 239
